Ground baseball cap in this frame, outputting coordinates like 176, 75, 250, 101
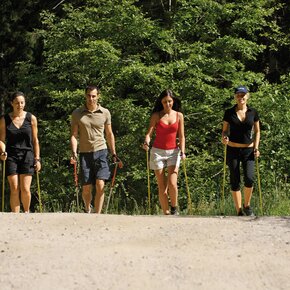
234, 86, 248, 94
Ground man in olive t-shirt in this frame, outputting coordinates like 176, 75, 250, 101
70, 85, 117, 213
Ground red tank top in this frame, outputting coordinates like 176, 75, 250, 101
153, 112, 179, 150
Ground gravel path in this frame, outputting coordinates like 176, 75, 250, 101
0, 213, 289, 290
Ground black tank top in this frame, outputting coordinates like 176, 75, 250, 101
5, 112, 33, 152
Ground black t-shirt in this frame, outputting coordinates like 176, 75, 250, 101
223, 105, 259, 144
5, 112, 33, 152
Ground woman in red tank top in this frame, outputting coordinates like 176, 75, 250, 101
143, 89, 185, 215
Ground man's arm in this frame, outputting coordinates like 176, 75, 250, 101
70, 122, 79, 162
105, 124, 116, 156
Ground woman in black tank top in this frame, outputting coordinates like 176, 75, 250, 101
0, 91, 41, 213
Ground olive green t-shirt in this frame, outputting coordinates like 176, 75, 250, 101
71, 105, 111, 153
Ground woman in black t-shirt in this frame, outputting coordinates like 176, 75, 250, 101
0, 92, 41, 213
221, 86, 260, 216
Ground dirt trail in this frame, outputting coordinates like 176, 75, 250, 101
0, 213, 289, 290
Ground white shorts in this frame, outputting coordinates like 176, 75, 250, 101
150, 147, 181, 170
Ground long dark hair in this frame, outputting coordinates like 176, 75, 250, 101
152, 89, 181, 113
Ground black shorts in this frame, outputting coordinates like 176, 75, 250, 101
6, 150, 35, 176
80, 149, 111, 185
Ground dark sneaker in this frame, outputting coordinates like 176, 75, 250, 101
243, 205, 255, 217
237, 208, 245, 216
170, 206, 179, 216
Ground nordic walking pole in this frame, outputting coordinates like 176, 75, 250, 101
255, 156, 263, 215
105, 162, 118, 214
221, 144, 227, 215
36, 169, 43, 213
182, 158, 192, 215
1, 159, 5, 212
146, 149, 151, 214
105, 157, 123, 214
73, 162, 80, 213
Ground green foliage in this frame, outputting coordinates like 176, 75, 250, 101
1, 0, 289, 215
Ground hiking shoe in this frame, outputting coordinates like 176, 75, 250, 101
84, 205, 92, 214
237, 208, 245, 216
243, 205, 255, 217
170, 206, 179, 216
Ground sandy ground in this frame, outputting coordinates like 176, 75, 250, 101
0, 213, 289, 290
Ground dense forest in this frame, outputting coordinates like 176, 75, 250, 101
0, 0, 289, 214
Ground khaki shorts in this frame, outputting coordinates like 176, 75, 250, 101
150, 147, 181, 170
